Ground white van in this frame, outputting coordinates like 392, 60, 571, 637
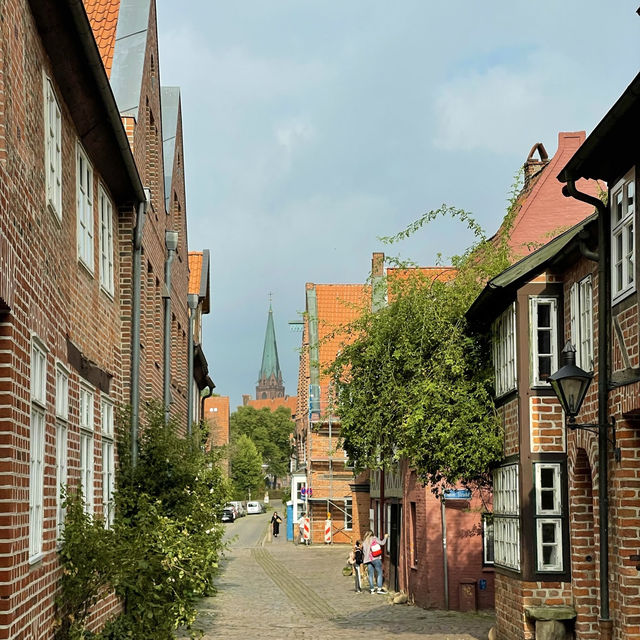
246, 501, 264, 514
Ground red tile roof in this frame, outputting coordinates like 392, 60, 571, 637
245, 396, 297, 416
83, 0, 121, 78
188, 251, 203, 296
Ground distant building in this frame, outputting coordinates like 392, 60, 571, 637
255, 305, 285, 400
203, 396, 230, 475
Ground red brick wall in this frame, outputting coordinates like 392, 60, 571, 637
501, 398, 519, 457
529, 396, 565, 452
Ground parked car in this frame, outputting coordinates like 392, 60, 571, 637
221, 508, 235, 523
225, 503, 239, 519
246, 501, 264, 514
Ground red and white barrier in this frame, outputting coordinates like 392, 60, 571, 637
303, 517, 311, 543
324, 519, 332, 544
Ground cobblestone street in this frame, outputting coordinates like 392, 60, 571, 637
192, 510, 494, 639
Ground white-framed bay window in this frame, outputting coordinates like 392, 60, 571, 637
493, 464, 520, 570
530, 297, 558, 386
101, 398, 115, 527
570, 276, 594, 371
44, 76, 62, 218
55, 422, 68, 539
482, 513, 495, 566
98, 185, 114, 295
611, 168, 635, 303
30, 339, 47, 561
534, 463, 563, 572
76, 144, 94, 271
493, 303, 517, 397
79, 386, 94, 513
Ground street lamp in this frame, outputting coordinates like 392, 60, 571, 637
548, 341, 620, 459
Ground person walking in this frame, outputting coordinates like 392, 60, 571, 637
362, 530, 389, 594
353, 540, 364, 592
271, 511, 282, 538
297, 511, 307, 545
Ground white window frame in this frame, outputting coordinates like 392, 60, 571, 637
570, 276, 594, 371
534, 462, 563, 572
98, 185, 114, 296
492, 303, 517, 397
530, 297, 558, 387
79, 386, 94, 513
76, 144, 94, 271
55, 363, 69, 420
482, 514, 494, 565
493, 464, 520, 571
44, 76, 62, 218
101, 399, 115, 527
56, 422, 68, 540
344, 496, 353, 531
611, 168, 636, 304
29, 339, 47, 562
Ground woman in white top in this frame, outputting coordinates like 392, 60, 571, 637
362, 529, 389, 593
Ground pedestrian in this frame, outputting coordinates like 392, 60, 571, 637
352, 540, 364, 592
362, 529, 389, 594
271, 511, 282, 538
297, 511, 307, 545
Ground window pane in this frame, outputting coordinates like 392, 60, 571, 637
537, 303, 550, 328
538, 330, 551, 354
540, 489, 554, 511
538, 356, 551, 380
540, 467, 555, 488
542, 521, 557, 543
542, 544, 556, 566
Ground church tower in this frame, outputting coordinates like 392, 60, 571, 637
256, 305, 285, 400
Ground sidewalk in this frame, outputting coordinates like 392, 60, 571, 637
192, 519, 494, 639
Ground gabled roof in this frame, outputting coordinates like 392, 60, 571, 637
188, 250, 210, 314
259, 306, 282, 383
558, 72, 640, 185
161, 86, 180, 211
467, 213, 597, 325
83, 0, 121, 77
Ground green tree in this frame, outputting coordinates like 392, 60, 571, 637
230, 406, 293, 480
230, 433, 264, 499
329, 179, 523, 491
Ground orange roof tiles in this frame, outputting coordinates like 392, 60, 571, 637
83, 0, 121, 78
188, 251, 203, 296
246, 396, 297, 416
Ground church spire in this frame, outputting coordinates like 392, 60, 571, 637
256, 303, 285, 400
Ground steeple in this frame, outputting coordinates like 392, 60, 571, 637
256, 303, 285, 400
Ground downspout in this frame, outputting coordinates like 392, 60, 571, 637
563, 180, 612, 638
163, 231, 179, 424
186, 293, 199, 435
130, 191, 149, 467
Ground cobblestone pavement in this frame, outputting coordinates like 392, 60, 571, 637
192, 513, 494, 639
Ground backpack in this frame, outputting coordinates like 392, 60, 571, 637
370, 538, 382, 558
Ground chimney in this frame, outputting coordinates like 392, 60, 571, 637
371, 252, 385, 312
371, 252, 384, 277
523, 142, 549, 189
242, 394, 251, 406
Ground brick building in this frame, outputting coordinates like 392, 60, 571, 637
467, 73, 640, 639
203, 395, 230, 475
293, 282, 371, 544
0, 0, 145, 635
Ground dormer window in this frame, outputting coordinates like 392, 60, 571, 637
611, 168, 635, 303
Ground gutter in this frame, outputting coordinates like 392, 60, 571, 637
163, 232, 179, 424
563, 180, 612, 638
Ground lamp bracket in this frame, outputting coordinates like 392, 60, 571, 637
566, 416, 621, 462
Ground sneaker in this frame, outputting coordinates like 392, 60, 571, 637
370, 589, 376, 594
377, 587, 387, 594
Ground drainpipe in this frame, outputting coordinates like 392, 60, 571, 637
563, 181, 612, 639
186, 293, 199, 435
163, 230, 179, 424
130, 190, 150, 467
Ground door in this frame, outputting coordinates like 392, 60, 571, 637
388, 502, 402, 592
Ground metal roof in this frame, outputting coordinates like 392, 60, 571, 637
161, 86, 180, 211
110, 0, 151, 118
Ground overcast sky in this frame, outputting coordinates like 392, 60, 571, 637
156, 1, 639, 410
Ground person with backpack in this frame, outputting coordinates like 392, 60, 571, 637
362, 530, 389, 594
352, 540, 364, 592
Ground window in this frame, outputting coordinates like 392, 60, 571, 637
55, 364, 69, 420
344, 496, 352, 531
30, 340, 47, 561
534, 463, 563, 572
482, 514, 495, 565
56, 423, 68, 539
410, 501, 417, 566
493, 303, 517, 396
79, 387, 94, 513
101, 399, 115, 527
98, 186, 114, 295
44, 77, 62, 218
611, 169, 635, 302
530, 297, 558, 386
76, 145, 94, 270
493, 464, 520, 570
570, 277, 594, 371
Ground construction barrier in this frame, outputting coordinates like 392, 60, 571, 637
303, 517, 311, 543
324, 519, 332, 544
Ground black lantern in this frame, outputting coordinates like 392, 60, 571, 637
547, 342, 593, 425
